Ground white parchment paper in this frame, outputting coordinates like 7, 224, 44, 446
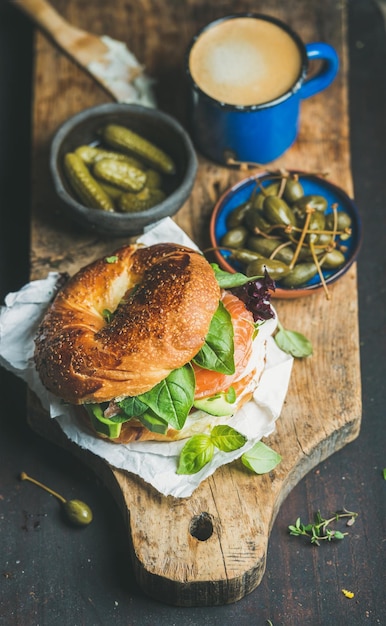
0, 219, 293, 498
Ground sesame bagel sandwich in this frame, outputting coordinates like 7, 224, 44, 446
34, 242, 276, 444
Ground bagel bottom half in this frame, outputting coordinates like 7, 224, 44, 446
74, 315, 270, 444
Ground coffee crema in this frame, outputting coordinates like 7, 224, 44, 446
189, 17, 302, 107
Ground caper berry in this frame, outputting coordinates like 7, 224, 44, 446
283, 177, 304, 204
221, 226, 248, 249
230, 248, 261, 264
296, 210, 325, 244
246, 257, 291, 280
315, 232, 335, 247
325, 210, 352, 231
253, 182, 280, 210
227, 201, 253, 229
279, 262, 318, 288
292, 194, 328, 220
244, 208, 272, 234
63, 499, 93, 527
218, 171, 351, 295
246, 235, 294, 264
19, 471, 93, 528
263, 195, 296, 227
321, 249, 346, 269
297, 245, 319, 261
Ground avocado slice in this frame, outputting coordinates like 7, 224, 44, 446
85, 403, 126, 439
193, 394, 236, 417
137, 410, 169, 434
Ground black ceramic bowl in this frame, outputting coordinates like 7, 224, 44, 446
210, 171, 362, 298
50, 103, 198, 237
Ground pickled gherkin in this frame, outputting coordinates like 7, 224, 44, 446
62, 123, 176, 215
93, 158, 146, 192
118, 188, 166, 213
75, 145, 144, 170
145, 169, 163, 189
63, 153, 115, 212
102, 124, 176, 174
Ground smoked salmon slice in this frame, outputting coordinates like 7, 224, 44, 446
193, 291, 255, 399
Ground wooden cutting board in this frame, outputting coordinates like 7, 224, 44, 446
26, 0, 362, 606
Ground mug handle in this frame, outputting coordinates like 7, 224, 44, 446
300, 42, 339, 99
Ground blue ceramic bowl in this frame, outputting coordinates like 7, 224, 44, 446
210, 171, 362, 298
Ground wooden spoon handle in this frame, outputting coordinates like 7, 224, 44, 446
12, 0, 95, 52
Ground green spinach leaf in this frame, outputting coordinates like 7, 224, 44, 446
193, 300, 235, 374
137, 363, 195, 430
211, 263, 261, 289
118, 395, 148, 417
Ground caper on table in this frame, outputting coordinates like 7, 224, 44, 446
20, 471, 93, 527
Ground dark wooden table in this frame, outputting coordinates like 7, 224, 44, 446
0, 1, 385, 624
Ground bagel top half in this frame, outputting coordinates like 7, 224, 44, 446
34, 243, 221, 404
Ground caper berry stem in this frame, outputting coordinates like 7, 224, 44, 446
277, 175, 287, 199
287, 224, 349, 237
19, 471, 66, 503
289, 207, 314, 270
331, 203, 339, 237
309, 241, 331, 300
254, 226, 284, 240
225, 156, 265, 170
269, 240, 293, 261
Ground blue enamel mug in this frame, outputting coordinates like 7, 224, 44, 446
186, 13, 339, 165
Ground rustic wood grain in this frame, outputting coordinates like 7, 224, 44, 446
26, 0, 362, 606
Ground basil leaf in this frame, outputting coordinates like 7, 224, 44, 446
118, 395, 148, 417
210, 425, 246, 452
241, 441, 282, 474
274, 326, 313, 358
137, 364, 195, 430
176, 435, 214, 475
193, 301, 235, 374
211, 263, 261, 289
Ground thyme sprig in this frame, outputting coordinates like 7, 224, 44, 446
288, 508, 358, 546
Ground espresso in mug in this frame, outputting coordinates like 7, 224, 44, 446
188, 17, 302, 107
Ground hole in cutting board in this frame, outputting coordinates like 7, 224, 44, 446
189, 512, 214, 541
